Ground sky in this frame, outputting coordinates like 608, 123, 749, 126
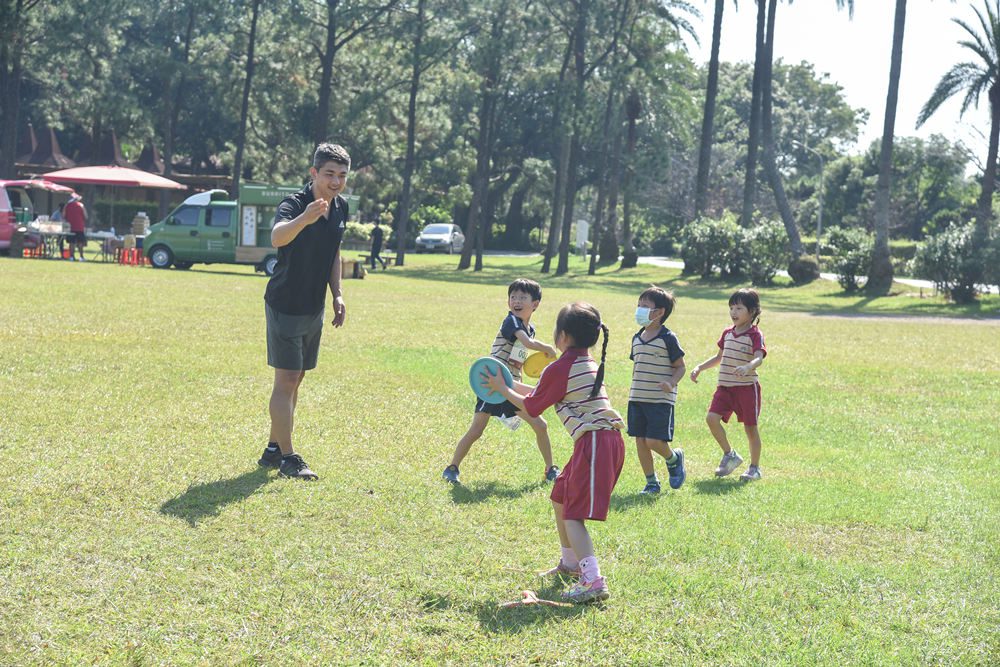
688, 1, 990, 159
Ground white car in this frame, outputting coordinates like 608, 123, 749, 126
415, 223, 465, 253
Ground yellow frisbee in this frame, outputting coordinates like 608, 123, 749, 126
522, 351, 556, 378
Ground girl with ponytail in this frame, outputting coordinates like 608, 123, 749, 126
483, 302, 625, 604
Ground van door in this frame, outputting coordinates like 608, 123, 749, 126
201, 205, 236, 262
168, 205, 203, 261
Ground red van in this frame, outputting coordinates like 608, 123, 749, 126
0, 179, 75, 254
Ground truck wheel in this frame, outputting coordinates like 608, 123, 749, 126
149, 245, 174, 269
263, 255, 278, 276
173, 261, 193, 270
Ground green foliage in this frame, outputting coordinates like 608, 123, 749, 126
827, 227, 874, 293
411, 205, 452, 228
343, 221, 374, 246
787, 254, 821, 284
743, 219, 788, 285
914, 223, 986, 303
680, 212, 743, 278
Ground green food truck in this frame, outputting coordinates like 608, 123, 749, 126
144, 185, 359, 275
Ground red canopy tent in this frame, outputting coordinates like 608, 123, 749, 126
43, 165, 187, 190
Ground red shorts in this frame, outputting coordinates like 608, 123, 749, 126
709, 383, 762, 426
550, 429, 625, 521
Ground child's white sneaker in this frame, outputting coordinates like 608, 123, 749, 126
739, 465, 762, 481
497, 415, 522, 431
715, 450, 743, 477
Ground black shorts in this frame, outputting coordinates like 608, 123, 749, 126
265, 302, 324, 371
474, 397, 518, 419
71, 231, 87, 244
627, 401, 675, 442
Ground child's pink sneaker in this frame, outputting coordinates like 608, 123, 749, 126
561, 576, 609, 603
539, 560, 581, 578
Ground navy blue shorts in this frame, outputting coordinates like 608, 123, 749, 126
627, 401, 675, 442
474, 397, 518, 419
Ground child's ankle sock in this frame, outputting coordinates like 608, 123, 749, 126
665, 452, 678, 465
645, 473, 659, 485
579, 556, 600, 582
265, 442, 279, 452
561, 546, 579, 569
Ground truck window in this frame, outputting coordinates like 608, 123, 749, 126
207, 207, 233, 228
174, 206, 200, 226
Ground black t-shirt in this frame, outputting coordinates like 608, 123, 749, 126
264, 183, 348, 316
371, 225, 383, 250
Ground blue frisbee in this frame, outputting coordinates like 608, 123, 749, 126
469, 357, 514, 404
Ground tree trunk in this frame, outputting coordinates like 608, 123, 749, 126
868, 0, 906, 295
504, 180, 529, 248
541, 42, 574, 274
600, 114, 623, 266
760, 0, 803, 256
695, 0, 725, 218
231, 0, 261, 198
620, 90, 640, 268
589, 79, 618, 275
976, 83, 999, 239
314, 0, 340, 144
557, 0, 589, 275
0, 0, 26, 178
394, 0, 424, 267
161, 4, 195, 219
740, 0, 767, 227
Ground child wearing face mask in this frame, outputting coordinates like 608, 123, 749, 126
628, 286, 687, 495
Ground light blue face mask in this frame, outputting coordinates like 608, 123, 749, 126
635, 306, 654, 326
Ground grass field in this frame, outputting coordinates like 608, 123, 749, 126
1, 254, 997, 665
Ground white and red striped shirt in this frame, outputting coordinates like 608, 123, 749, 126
523, 348, 624, 439
717, 325, 766, 387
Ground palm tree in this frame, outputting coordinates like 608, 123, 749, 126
867, 0, 907, 294
918, 0, 1000, 240
695, 0, 735, 218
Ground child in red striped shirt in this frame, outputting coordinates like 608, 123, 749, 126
690, 288, 767, 481
483, 302, 625, 603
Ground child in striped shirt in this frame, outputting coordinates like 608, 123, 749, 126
483, 302, 625, 604
628, 286, 687, 495
690, 288, 767, 481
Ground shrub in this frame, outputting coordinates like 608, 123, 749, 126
788, 255, 820, 284
343, 221, 374, 245
983, 233, 1000, 294
681, 212, 743, 278
743, 219, 787, 285
827, 227, 873, 292
914, 223, 985, 303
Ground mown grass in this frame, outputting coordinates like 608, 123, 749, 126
0, 254, 997, 665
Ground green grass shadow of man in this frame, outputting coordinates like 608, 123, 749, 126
160, 468, 273, 526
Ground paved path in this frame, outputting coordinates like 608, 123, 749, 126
637, 256, 998, 295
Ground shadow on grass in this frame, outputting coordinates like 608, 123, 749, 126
692, 477, 746, 496
609, 491, 663, 513
475, 582, 590, 633
160, 467, 273, 526
449, 480, 543, 505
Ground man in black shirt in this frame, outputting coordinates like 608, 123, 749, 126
258, 143, 351, 480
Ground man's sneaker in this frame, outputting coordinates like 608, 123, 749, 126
666, 448, 686, 489
442, 465, 460, 484
562, 576, 610, 604
639, 482, 661, 495
539, 559, 581, 578
545, 465, 560, 483
258, 446, 282, 468
278, 454, 318, 480
715, 450, 743, 477
739, 465, 762, 482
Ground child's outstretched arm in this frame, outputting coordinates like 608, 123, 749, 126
690, 351, 722, 383
514, 329, 558, 358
